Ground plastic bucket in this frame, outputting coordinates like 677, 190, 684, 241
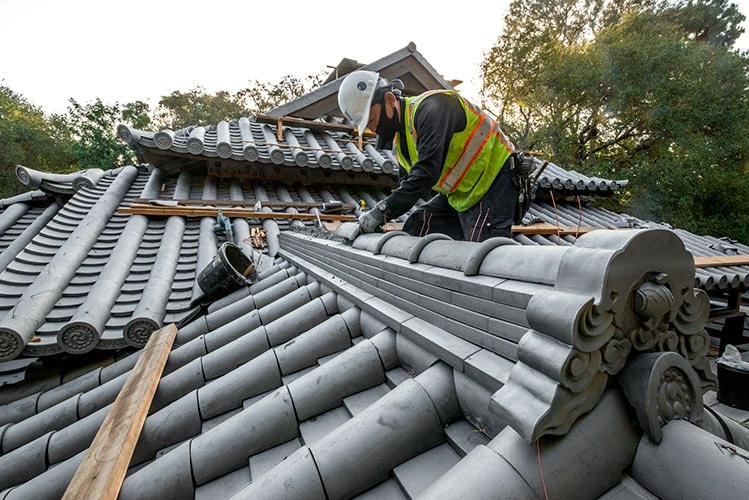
197, 242, 257, 302
717, 363, 749, 410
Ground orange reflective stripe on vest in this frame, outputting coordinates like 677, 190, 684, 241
438, 113, 492, 192
397, 90, 514, 212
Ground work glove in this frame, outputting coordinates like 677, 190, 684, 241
359, 200, 387, 233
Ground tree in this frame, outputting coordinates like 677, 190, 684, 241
0, 85, 73, 197
52, 98, 150, 170
239, 72, 325, 114
0, 72, 325, 199
480, 0, 749, 242
153, 87, 251, 130
152, 73, 325, 130
660, 0, 745, 46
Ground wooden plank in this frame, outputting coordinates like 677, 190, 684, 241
255, 113, 377, 138
512, 223, 598, 235
133, 198, 356, 211
118, 205, 357, 222
62, 324, 178, 500
694, 255, 749, 268
323, 221, 342, 232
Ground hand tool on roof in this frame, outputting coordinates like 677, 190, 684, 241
213, 210, 234, 242
321, 201, 345, 213
514, 155, 549, 226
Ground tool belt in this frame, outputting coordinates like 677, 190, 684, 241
510, 152, 537, 225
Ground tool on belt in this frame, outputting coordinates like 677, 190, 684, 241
512, 153, 548, 225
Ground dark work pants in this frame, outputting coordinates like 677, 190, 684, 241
402, 161, 519, 241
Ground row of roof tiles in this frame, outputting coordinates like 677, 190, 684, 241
117, 120, 628, 195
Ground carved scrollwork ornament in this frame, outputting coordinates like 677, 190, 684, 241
578, 302, 617, 347
678, 329, 710, 362
561, 349, 602, 392
656, 328, 679, 353
15, 165, 31, 185
673, 288, 710, 336
600, 336, 632, 375
629, 324, 660, 351
627, 277, 680, 352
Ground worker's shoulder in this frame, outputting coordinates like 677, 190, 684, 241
420, 90, 462, 105
415, 91, 464, 116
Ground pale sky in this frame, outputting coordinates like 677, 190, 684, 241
0, 0, 510, 115
1, 0, 749, 116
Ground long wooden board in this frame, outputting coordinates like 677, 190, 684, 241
254, 113, 376, 138
134, 198, 356, 211
119, 205, 357, 222
693, 255, 749, 268
512, 223, 597, 235
62, 324, 178, 500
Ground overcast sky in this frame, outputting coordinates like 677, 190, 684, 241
1, 0, 749, 116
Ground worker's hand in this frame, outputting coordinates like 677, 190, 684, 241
359, 201, 387, 233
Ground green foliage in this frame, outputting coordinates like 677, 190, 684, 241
0, 85, 73, 197
659, 0, 745, 46
239, 73, 325, 115
153, 88, 251, 130
0, 72, 324, 199
152, 73, 324, 130
0, 86, 152, 198
481, 0, 749, 243
53, 98, 149, 170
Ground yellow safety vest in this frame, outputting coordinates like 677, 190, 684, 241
395, 90, 514, 212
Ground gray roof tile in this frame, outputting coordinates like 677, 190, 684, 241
443, 419, 491, 457
342, 383, 391, 416
194, 465, 252, 500
392, 442, 462, 498
248, 437, 302, 482
298, 405, 351, 446
353, 479, 408, 499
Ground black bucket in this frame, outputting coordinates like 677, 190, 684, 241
717, 363, 749, 410
197, 242, 257, 302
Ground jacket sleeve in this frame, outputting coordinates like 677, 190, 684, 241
383, 93, 466, 220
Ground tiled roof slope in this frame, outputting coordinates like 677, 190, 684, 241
0, 163, 742, 363
118, 119, 400, 178
118, 120, 628, 196
115, 44, 625, 196
0, 226, 747, 499
0, 165, 396, 361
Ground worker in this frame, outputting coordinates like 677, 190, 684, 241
338, 70, 522, 241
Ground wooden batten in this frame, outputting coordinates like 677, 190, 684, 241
62, 324, 178, 500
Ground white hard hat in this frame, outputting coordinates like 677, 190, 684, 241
338, 70, 381, 137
